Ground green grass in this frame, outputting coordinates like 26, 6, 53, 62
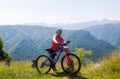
81, 50, 120, 79
0, 50, 120, 79
0, 61, 85, 79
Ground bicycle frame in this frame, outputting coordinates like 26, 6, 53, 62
39, 49, 65, 68
49, 46, 63, 64
49, 45, 72, 65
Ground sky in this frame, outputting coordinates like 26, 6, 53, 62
0, 0, 120, 25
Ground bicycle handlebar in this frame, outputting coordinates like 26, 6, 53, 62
61, 40, 71, 46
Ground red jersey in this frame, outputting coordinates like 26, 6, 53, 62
51, 34, 64, 51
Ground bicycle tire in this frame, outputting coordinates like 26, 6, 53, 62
61, 53, 81, 74
36, 55, 52, 74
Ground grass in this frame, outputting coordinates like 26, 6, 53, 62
0, 50, 120, 79
81, 49, 120, 79
0, 61, 86, 79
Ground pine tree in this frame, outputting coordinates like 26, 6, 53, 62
0, 37, 3, 49
0, 37, 11, 61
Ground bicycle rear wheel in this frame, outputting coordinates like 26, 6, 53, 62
61, 53, 81, 74
36, 55, 52, 74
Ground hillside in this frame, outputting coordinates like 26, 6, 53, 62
8, 32, 40, 60
85, 23, 120, 48
63, 30, 115, 61
0, 25, 116, 61
82, 49, 120, 79
0, 49, 120, 79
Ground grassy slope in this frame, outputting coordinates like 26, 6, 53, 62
81, 50, 120, 79
0, 61, 84, 79
0, 50, 120, 79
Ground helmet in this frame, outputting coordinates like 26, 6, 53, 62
56, 29, 62, 34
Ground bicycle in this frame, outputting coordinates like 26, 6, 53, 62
35, 41, 81, 74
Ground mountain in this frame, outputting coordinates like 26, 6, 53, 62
0, 25, 116, 61
41, 19, 120, 30
63, 30, 116, 60
0, 25, 17, 41
7, 32, 40, 60
85, 23, 120, 48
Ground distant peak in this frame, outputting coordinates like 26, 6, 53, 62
101, 18, 110, 21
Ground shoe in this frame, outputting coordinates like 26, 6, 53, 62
52, 64, 57, 72
52, 67, 57, 72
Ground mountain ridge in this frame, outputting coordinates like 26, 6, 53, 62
0, 25, 116, 61
85, 23, 120, 48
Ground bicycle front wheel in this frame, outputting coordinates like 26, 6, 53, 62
61, 53, 81, 74
36, 55, 52, 74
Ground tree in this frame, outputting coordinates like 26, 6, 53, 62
74, 48, 93, 65
0, 37, 3, 49
0, 37, 11, 61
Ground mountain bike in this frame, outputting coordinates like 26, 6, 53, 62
35, 41, 81, 74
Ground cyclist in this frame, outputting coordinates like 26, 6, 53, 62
32, 29, 71, 70
50, 29, 70, 71
31, 29, 66, 68
35, 29, 77, 74
51, 29, 64, 53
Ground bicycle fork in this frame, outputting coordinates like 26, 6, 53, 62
65, 54, 72, 65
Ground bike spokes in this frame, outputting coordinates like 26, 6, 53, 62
36, 55, 51, 74
61, 53, 81, 74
